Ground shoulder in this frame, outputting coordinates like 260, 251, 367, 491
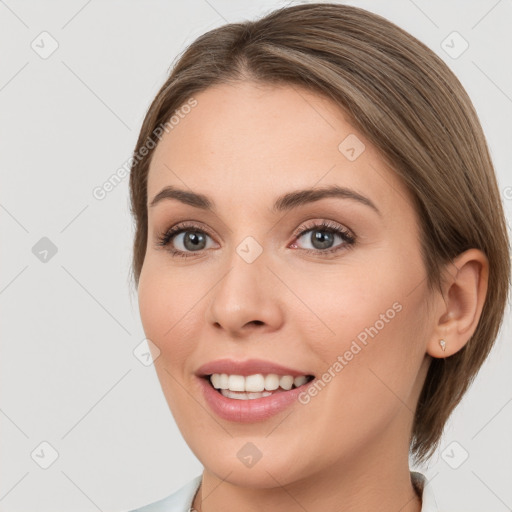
127, 474, 202, 512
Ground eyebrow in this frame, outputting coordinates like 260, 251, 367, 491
149, 184, 381, 216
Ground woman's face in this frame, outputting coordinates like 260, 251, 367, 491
138, 81, 433, 487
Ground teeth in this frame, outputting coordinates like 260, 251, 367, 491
265, 374, 279, 391
228, 374, 246, 392
279, 375, 294, 390
220, 389, 273, 400
209, 373, 311, 392
293, 375, 308, 387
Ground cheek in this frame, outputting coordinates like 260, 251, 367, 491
290, 256, 425, 383
137, 262, 205, 415
137, 260, 203, 359
138, 264, 168, 341
288, 261, 398, 337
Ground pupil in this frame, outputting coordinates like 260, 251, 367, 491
312, 230, 333, 249
184, 232, 206, 251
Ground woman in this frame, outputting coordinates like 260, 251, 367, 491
127, 3, 510, 511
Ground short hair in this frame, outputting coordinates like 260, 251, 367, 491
128, 2, 511, 464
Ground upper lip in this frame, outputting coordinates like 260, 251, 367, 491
195, 358, 314, 377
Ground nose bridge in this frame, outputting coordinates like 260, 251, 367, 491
205, 234, 283, 333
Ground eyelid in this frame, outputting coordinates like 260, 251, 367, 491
291, 218, 354, 240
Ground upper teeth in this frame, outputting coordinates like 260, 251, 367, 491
209, 373, 310, 392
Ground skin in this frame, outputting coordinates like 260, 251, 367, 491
137, 81, 489, 512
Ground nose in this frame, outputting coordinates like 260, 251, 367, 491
205, 248, 284, 337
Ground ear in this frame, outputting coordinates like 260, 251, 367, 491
427, 249, 489, 358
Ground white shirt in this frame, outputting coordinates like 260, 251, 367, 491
129, 471, 439, 511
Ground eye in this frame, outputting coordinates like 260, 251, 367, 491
156, 219, 356, 259
290, 220, 355, 256
156, 222, 216, 258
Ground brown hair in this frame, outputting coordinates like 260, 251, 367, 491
128, 2, 510, 464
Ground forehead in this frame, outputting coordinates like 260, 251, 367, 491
146, 81, 411, 216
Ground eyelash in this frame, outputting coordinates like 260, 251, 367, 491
156, 220, 356, 259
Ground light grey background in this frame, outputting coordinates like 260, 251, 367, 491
1, 1, 511, 511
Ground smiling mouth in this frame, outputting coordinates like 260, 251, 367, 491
203, 374, 315, 400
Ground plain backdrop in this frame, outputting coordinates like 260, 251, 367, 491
1, 1, 511, 511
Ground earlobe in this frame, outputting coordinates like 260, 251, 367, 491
429, 336, 452, 358
427, 249, 489, 359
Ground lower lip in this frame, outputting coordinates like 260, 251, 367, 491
197, 376, 313, 422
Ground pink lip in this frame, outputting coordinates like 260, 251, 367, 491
196, 375, 315, 422
195, 358, 314, 377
